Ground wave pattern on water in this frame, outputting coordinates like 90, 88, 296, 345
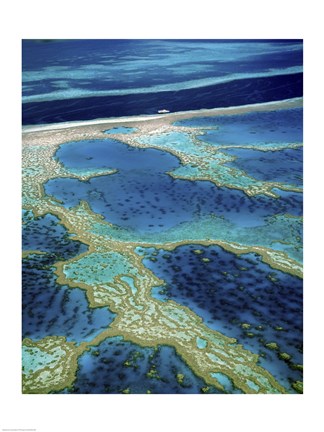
22, 39, 302, 124
23, 73, 303, 125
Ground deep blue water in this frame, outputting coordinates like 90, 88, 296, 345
22, 212, 115, 342
57, 336, 223, 394
22, 211, 88, 257
176, 108, 303, 146
22, 39, 302, 124
45, 139, 302, 236
137, 244, 303, 392
22, 40, 303, 87
22, 74, 302, 125
224, 147, 303, 186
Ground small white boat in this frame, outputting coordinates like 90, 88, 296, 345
158, 109, 170, 114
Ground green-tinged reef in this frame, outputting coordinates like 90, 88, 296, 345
22, 336, 82, 394
127, 128, 301, 198
22, 99, 303, 394
22, 250, 47, 258
292, 381, 303, 394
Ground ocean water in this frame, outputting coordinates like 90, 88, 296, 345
224, 147, 303, 186
138, 131, 204, 156
138, 244, 303, 392
57, 336, 223, 394
22, 254, 115, 343
104, 126, 138, 134
175, 108, 303, 147
22, 40, 302, 124
22, 211, 88, 257
22, 213, 115, 343
22, 40, 303, 394
45, 139, 302, 238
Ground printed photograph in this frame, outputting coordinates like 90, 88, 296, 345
22, 39, 303, 394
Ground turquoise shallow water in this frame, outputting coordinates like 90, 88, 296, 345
22, 40, 302, 125
120, 276, 137, 295
211, 373, 241, 393
138, 131, 203, 156
22, 346, 64, 374
196, 337, 208, 349
104, 126, 138, 134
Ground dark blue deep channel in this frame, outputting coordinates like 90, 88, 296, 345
224, 147, 302, 187
56, 337, 223, 394
45, 139, 302, 236
22, 73, 302, 125
22, 211, 115, 343
136, 244, 303, 393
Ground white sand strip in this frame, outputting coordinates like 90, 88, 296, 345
22, 97, 303, 134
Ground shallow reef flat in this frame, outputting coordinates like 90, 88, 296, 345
22, 99, 303, 394
139, 244, 302, 392
22, 336, 81, 394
